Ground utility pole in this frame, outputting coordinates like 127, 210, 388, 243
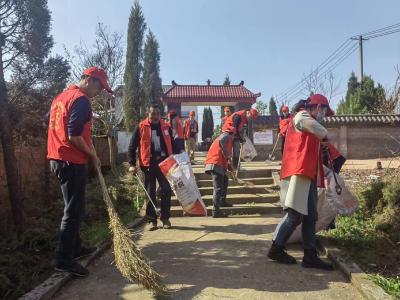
351, 35, 367, 84
358, 35, 364, 83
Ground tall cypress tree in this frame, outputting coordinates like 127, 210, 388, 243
123, 1, 146, 131
143, 30, 163, 113
201, 107, 208, 141
269, 96, 278, 116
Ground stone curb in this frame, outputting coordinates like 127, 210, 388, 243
20, 217, 146, 300
317, 237, 392, 300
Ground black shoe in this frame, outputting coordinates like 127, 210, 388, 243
267, 242, 297, 264
302, 248, 334, 271
55, 261, 89, 277
212, 209, 228, 218
149, 220, 158, 231
74, 246, 98, 260
161, 219, 172, 229
220, 201, 233, 208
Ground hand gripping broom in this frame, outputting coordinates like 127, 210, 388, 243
94, 160, 167, 294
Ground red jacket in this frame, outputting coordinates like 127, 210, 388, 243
184, 118, 198, 140
279, 115, 291, 137
205, 133, 234, 170
280, 116, 324, 187
222, 110, 247, 135
47, 85, 92, 164
139, 119, 173, 167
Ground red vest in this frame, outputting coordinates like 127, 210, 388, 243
139, 119, 173, 167
47, 85, 92, 164
222, 110, 247, 135
280, 114, 324, 187
174, 116, 184, 139
205, 133, 234, 169
279, 115, 291, 137
184, 118, 198, 140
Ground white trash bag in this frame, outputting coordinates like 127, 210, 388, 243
159, 152, 207, 216
241, 137, 257, 162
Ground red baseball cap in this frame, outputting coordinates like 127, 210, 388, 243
308, 94, 334, 116
83, 67, 112, 93
282, 105, 289, 112
250, 108, 259, 120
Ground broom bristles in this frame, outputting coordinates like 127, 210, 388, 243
96, 166, 168, 295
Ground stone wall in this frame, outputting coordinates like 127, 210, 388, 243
252, 115, 400, 160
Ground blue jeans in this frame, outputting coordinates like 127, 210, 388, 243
50, 160, 87, 266
274, 181, 318, 249
211, 171, 229, 210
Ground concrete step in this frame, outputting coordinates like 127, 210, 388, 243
171, 193, 279, 207
195, 169, 272, 180
196, 177, 274, 188
170, 203, 282, 217
198, 185, 276, 195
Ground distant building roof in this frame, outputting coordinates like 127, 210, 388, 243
323, 114, 400, 125
162, 81, 261, 104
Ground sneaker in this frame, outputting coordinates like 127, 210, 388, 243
55, 261, 89, 277
161, 219, 172, 229
267, 242, 297, 264
302, 248, 334, 271
74, 246, 98, 260
212, 209, 228, 218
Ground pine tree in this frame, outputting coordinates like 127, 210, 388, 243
269, 96, 278, 116
143, 30, 163, 113
207, 107, 214, 139
123, 1, 146, 131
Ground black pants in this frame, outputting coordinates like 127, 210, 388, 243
142, 164, 172, 220
50, 160, 87, 266
173, 138, 185, 154
211, 171, 229, 210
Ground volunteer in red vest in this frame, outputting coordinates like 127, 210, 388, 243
168, 110, 185, 154
221, 106, 232, 126
222, 108, 259, 168
279, 105, 291, 155
184, 111, 199, 163
128, 104, 173, 231
205, 126, 235, 217
47, 67, 111, 277
268, 94, 334, 270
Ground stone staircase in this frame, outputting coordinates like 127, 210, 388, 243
170, 152, 282, 217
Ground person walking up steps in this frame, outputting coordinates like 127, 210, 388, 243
268, 94, 335, 271
184, 111, 198, 163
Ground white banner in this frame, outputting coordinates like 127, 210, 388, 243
253, 130, 273, 145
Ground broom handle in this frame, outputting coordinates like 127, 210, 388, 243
269, 134, 281, 158
135, 174, 159, 214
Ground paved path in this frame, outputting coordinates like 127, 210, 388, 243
55, 215, 363, 300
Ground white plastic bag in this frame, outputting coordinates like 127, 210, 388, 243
324, 166, 359, 216
241, 137, 257, 162
159, 152, 207, 216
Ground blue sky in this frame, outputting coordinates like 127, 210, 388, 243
48, 0, 400, 116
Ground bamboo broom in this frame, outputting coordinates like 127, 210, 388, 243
95, 163, 167, 294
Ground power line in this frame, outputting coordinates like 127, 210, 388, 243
276, 22, 400, 105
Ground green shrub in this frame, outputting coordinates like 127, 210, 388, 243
361, 179, 385, 211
